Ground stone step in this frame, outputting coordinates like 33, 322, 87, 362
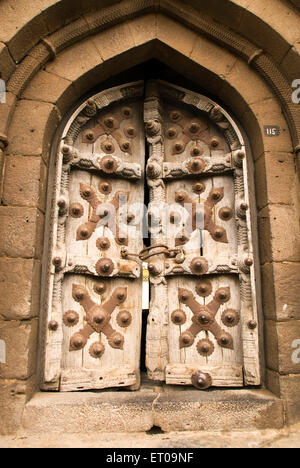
22, 387, 284, 434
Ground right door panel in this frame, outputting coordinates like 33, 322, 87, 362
145, 80, 261, 389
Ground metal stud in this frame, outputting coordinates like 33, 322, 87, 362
171, 309, 187, 325
190, 257, 209, 275
63, 310, 79, 328
117, 310, 132, 328
89, 342, 105, 359
93, 282, 107, 295
191, 371, 212, 390
95, 258, 114, 276
48, 321, 59, 331
69, 203, 84, 218
96, 237, 111, 251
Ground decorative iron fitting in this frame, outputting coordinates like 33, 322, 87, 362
175, 285, 237, 353
69, 285, 129, 356
191, 371, 212, 390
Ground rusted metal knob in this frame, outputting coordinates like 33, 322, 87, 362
244, 257, 253, 267
218, 332, 233, 349
175, 191, 186, 203
197, 339, 214, 357
179, 331, 194, 348
171, 309, 186, 325
122, 107, 132, 118
70, 333, 86, 350
96, 237, 111, 251
96, 258, 114, 276
117, 310, 132, 328
215, 287, 231, 304
196, 280, 212, 298
57, 198, 66, 210
70, 203, 84, 218
248, 319, 257, 330
170, 110, 182, 122
167, 127, 177, 139
82, 188, 92, 198
211, 189, 222, 201
178, 289, 191, 304
193, 182, 206, 194
191, 371, 212, 390
219, 207, 233, 221
89, 342, 105, 359
174, 142, 184, 153
93, 282, 106, 295
79, 227, 89, 239
126, 126, 136, 137
240, 202, 249, 212
121, 141, 130, 152
52, 257, 62, 268
99, 182, 112, 195
210, 137, 220, 148
190, 257, 209, 275
191, 147, 203, 157
73, 286, 86, 302
110, 332, 124, 350
63, 310, 79, 327
85, 131, 94, 141
189, 122, 200, 134
213, 227, 225, 240
48, 320, 59, 331
148, 263, 160, 277
188, 158, 205, 174
93, 309, 106, 325
104, 117, 114, 128
221, 309, 240, 328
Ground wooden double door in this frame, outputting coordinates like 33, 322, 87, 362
41, 80, 261, 392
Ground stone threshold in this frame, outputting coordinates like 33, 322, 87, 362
22, 379, 284, 433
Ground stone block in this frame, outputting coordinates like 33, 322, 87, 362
2, 155, 48, 212
0, 320, 39, 380
266, 370, 300, 425
258, 205, 300, 263
92, 22, 135, 62
45, 36, 102, 82
262, 263, 300, 321
127, 14, 156, 47
0, 376, 36, 435
0, 258, 41, 321
22, 388, 284, 434
157, 15, 197, 59
0, 43, 16, 81
0, 92, 17, 136
7, 100, 60, 161
281, 41, 300, 83
22, 70, 77, 115
242, 98, 293, 160
238, 0, 299, 63
0, 206, 44, 259
255, 152, 297, 209
265, 320, 300, 374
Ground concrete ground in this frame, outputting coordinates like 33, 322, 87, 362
1, 423, 299, 448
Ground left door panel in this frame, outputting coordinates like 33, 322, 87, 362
41, 82, 145, 391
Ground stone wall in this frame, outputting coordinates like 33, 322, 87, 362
0, 0, 299, 434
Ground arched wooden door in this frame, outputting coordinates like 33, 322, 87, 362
40, 80, 261, 391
